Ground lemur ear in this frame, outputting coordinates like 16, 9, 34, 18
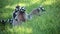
39, 5, 46, 11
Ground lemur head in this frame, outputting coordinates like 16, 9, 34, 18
15, 5, 20, 11
38, 6, 45, 11
15, 6, 26, 13
19, 6, 26, 13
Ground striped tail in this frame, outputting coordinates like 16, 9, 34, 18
0, 19, 13, 25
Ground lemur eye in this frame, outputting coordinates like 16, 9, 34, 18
42, 8, 44, 10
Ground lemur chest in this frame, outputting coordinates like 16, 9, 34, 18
18, 13, 25, 22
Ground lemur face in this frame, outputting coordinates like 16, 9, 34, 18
20, 7, 26, 13
15, 6, 20, 11
38, 6, 45, 11
15, 6, 26, 13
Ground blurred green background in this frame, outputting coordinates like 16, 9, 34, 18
0, 0, 60, 34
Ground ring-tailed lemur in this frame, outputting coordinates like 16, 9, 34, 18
28, 6, 46, 19
12, 6, 26, 26
0, 6, 21, 25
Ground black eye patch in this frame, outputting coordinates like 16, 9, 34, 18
20, 7, 26, 12
41, 7, 45, 11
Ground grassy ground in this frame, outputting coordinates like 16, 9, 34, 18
0, 0, 60, 34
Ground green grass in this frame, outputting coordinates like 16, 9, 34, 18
0, 0, 60, 34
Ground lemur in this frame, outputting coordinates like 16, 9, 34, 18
28, 6, 45, 19
12, 6, 26, 26
0, 6, 21, 25
13, 6, 20, 20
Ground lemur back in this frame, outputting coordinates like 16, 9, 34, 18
30, 6, 45, 16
